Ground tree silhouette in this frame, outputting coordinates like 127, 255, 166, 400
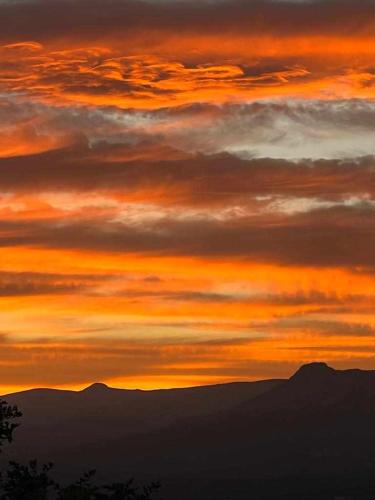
0, 460, 56, 500
0, 400, 22, 450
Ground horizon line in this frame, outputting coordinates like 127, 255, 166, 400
2, 361, 372, 397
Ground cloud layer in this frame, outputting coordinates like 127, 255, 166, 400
0, 0, 374, 391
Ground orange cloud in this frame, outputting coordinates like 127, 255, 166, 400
2, 38, 375, 110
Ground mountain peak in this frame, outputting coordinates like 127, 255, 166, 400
290, 362, 336, 381
82, 382, 110, 392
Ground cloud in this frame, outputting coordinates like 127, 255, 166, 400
156, 100, 375, 159
2, 0, 375, 110
1, 137, 375, 205
0, 202, 374, 268
0, 271, 112, 296
0, 335, 270, 387
270, 318, 375, 337
0, 43, 316, 108
2, 41, 375, 110
2, 99, 375, 161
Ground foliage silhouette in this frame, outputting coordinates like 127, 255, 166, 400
57, 471, 161, 500
0, 460, 56, 500
0, 401, 22, 449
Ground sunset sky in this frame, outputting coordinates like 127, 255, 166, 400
1, 0, 375, 393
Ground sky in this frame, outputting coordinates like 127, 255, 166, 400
0, 0, 375, 393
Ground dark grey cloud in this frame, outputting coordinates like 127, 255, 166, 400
3, 98, 375, 161
0, 0, 374, 45
0, 203, 374, 267
1, 142, 375, 205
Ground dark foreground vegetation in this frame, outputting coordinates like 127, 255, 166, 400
0, 399, 160, 499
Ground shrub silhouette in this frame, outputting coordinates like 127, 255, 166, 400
0, 399, 161, 500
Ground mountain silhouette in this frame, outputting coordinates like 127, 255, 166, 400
82, 382, 111, 393
1, 378, 281, 468
3, 363, 375, 499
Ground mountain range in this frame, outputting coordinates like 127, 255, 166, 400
3, 363, 375, 499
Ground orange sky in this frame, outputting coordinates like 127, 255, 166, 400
0, 0, 375, 393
